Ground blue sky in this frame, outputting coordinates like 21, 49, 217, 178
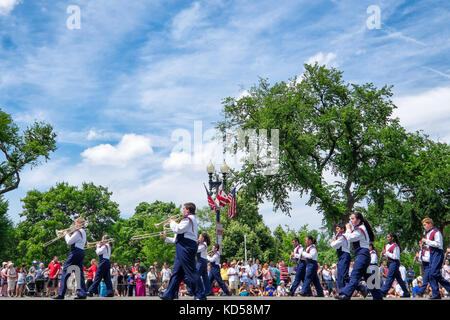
1, 0, 449, 231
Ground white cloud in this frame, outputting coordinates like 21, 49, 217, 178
86, 129, 123, 142
171, 2, 206, 40
81, 134, 153, 167
306, 52, 338, 67
0, 0, 20, 15
393, 87, 450, 142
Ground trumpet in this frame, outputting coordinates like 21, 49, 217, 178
43, 220, 89, 247
154, 214, 183, 228
85, 238, 115, 249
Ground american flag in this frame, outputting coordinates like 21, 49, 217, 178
203, 183, 217, 212
227, 188, 237, 219
216, 188, 231, 208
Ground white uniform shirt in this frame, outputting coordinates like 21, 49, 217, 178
169, 214, 198, 242
370, 250, 378, 264
301, 245, 318, 261
384, 243, 401, 261
330, 233, 350, 253
197, 241, 208, 259
418, 245, 430, 263
65, 228, 86, 250
165, 236, 175, 244
293, 244, 305, 261
345, 224, 370, 249
96, 243, 111, 260
208, 252, 221, 266
399, 265, 406, 282
425, 228, 443, 250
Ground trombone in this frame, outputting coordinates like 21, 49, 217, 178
130, 227, 175, 242
154, 214, 183, 228
85, 238, 115, 249
43, 220, 89, 247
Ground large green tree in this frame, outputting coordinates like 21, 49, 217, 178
0, 109, 56, 194
0, 108, 57, 260
15, 182, 120, 265
367, 136, 450, 249
218, 63, 431, 233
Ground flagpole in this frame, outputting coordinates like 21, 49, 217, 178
244, 234, 247, 265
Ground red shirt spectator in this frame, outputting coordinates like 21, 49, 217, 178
279, 265, 289, 282
48, 261, 61, 279
88, 264, 97, 280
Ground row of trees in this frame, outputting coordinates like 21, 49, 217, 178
1, 181, 444, 278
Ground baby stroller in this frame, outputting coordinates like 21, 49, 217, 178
25, 274, 36, 297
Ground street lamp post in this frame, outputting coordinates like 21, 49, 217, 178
206, 160, 230, 245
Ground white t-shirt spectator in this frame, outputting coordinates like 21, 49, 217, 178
399, 265, 407, 282
276, 285, 287, 296
227, 267, 239, 283
443, 264, 450, 281
161, 268, 172, 281
322, 269, 332, 281
110, 267, 118, 283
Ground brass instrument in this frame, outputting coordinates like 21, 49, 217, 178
154, 214, 183, 228
85, 238, 115, 249
130, 227, 174, 242
43, 220, 89, 247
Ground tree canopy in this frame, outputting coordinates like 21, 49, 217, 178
218, 63, 449, 248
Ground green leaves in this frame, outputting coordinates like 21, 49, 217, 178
217, 63, 448, 245
0, 109, 56, 195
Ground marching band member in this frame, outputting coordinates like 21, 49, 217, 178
416, 239, 430, 298
335, 212, 383, 300
53, 217, 87, 299
207, 244, 232, 296
298, 235, 324, 297
379, 233, 410, 298
329, 223, 351, 296
87, 235, 114, 297
421, 218, 450, 299
197, 232, 211, 297
288, 237, 306, 296
160, 203, 206, 300
369, 243, 378, 266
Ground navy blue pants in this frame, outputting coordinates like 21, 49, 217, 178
418, 262, 430, 296
186, 257, 210, 296
336, 252, 351, 295
380, 259, 410, 296
428, 249, 450, 297
342, 248, 383, 299
58, 248, 86, 297
289, 260, 306, 295
163, 237, 205, 300
301, 260, 324, 296
208, 264, 231, 295
197, 257, 210, 296
88, 258, 114, 295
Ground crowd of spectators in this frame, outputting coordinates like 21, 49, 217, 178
2, 253, 449, 298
